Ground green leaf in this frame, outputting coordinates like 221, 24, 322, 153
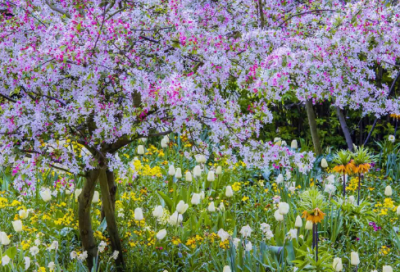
157, 191, 173, 212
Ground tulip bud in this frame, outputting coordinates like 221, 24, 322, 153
195, 154, 206, 163
274, 210, 284, 221
291, 140, 298, 149
156, 229, 167, 240
175, 168, 182, 179
191, 193, 201, 205
350, 252, 360, 266
163, 135, 170, 143
152, 206, 164, 218
216, 166, 222, 175
207, 171, 215, 182
176, 200, 188, 214
193, 165, 202, 177
75, 188, 82, 202
12, 220, 23, 232
385, 185, 393, 196
225, 186, 234, 197
278, 202, 289, 215
349, 195, 355, 204
0, 232, 10, 245
134, 208, 144, 221
168, 165, 175, 176
40, 188, 52, 202
295, 215, 302, 228
305, 220, 313, 230
19, 209, 29, 219
218, 202, 225, 211
161, 138, 168, 148
199, 191, 205, 199
185, 171, 193, 181
397, 205, 400, 215
223, 266, 232, 272
321, 158, 328, 168
274, 137, 282, 146
281, 141, 287, 146
383, 265, 393, 272
137, 145, 145, 155
140, 138, 147, 143
332, 257, 343, 271
208, 202, 216, 212
92, 191, 100, 203
168, 212, 183, 226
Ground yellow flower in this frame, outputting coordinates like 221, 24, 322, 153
232, 182, 241, 192
242, 196, 249, 202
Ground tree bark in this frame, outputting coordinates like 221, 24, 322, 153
101, 170, 117, 221
305, 100, 322, 156
78, 169, 100, 270
99, 169, 125, 270
335, 107, 354, 151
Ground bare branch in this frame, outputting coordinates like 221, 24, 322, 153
44, 0, 71, 18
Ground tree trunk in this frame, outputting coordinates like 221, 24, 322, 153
78, 169, 100, 270
99, 169, 125, 270
305, 100, 322, 156
101, 170, 117, 221
335, 107, 354, 151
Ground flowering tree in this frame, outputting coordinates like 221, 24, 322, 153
0, 0, 316, 269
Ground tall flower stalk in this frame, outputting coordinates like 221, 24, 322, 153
332, 150, 354, 197
352, 146, 373, 205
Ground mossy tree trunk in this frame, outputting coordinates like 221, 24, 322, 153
305, 100, 322, 156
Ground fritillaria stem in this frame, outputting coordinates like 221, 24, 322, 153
357, 173, 361, 205
343, 173, 346, 197
312, 223, 318, 262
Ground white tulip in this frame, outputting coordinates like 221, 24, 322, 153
12, 220, 23, 232
140, 137, 147, 143
176, 200, 188, 214
326, 174, 335, 184
193, 165, 202, 177
168, 211, 183, 226
134, 208, 144, 221
350, 252, 360, 266
397, 205, 400, 215
288, 228, 297, 240
156, 229, 167, 240
161, 138, 168, 148
276, 174, 284, 184
199, 191, 205, 199
92, 191, 100, 203
383, 265, 393, 272
223, 266, 232, 272
48, 262, 55, 270
291, 140, 298, 149
295, 215, 302, 228
24, 257, 30, 270
19, 209, 29, 219
185, 171, 192, 181
274, 210, 284, 221
0, 232, 10, 245
40, 188, 52, 202
305, 220, 313, 230
152, 206, 164, 218
137, 145, 145, 155
207, 171, 215, 181
216, 166, 222, 175
1, 255, 10, 266
349, 195, 355, 204
75, 188, 82, 201
175, 168, 182, 179
191, 193, 201, 205
274, 137, 282, 146
321, 158, 328, 168
225, 186, 234, 197
278, 202, 289, 215
168, 165, 176, 176
208, 201, 216, 212
332, 257, 343, 271
385, 185, 393, 196
163, 135, 170, 144
218, 202, 225, 211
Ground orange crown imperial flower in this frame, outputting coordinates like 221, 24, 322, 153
353, 163, 371, 174
301, 208, 326, 224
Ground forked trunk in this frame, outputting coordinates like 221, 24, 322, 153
335, 107, 354, 151
305, 100, 323, 156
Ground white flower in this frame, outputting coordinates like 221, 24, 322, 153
48, 240, 59, 251
295, 216, 302, 228
291, 140, 298, 149
321, 158, 328, 168
305, 220, 313, 230
240, 225, 253, 238
278, 202, 289, 215
30, 246, 39, 256
78, 251, 88, 261
34, 238, 41, 246
287, 229, 297, 240
276, 174, 284, 184
223, 266, 232, 272
217, 229, 230, 242
385, 186, 392, 196
111, 251, 119, 260
48, 261, 55, 270
207, 171, 215, 181
169, 211, 183, 226
161, 138, 168, 148
326, 174, 335, 184
70, 251, 78, 259
285, 170, 292, 180
233, 238, 241, 248
98, 241, 107, 253
137, 145, 145, 155
156, 229, 167, 240
140, 138, 147, 143
134, 208, 144, 221
24, 257, 30, 270
185, 171, 192, 181
218, 202, 225, 211
193, 165, 202, 177
208, 202, 216, 212
168, 165, 176, 176
350, 252, 360, 266
75, 188, 82, 202
333, 257, 343, 271
40, 188, 52, 202
216, 166, 222, 175
195, 154, 206, 163
12, 220, 23, 232
162, 135, 170, 144
274, 137, 282, 146
245, 241, 252, 251
176, 201, 188, 214
19, 209, 29, 219
175, 168, 182, 179
397, 205, 400, 215
388, 135, 395, 142
225, 186, 234, 197
191, 193, 201, 205
281, 141, 287, 146
0, 232, 10, 245
383, 265, 393, 272
199, 191, 205, 199
152, 206, 164, 218
348, 195, 355, 204
324, 184, 336, 195
1, 255, 10, 266
92, 191, 100, 203
274, 210, 284, 221
265, 230, 274, 240
260, 223, 271, 233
